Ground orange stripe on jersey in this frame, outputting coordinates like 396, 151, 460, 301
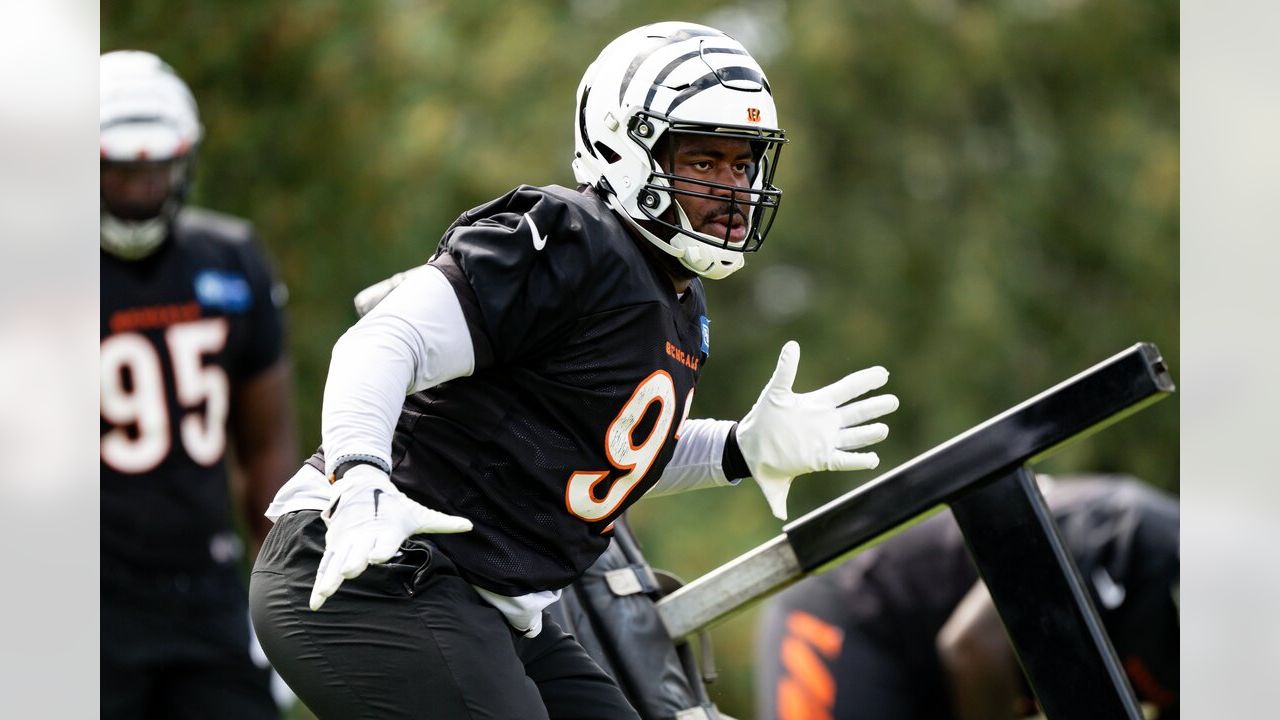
786, 610, 844, 659
1124, 655, 1176, 708
780, 637, 836, 708
774, 610, 844, 720
778, 676, 832, 720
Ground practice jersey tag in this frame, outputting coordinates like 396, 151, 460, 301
194, 270, 252, 312
699, 315, 711, 356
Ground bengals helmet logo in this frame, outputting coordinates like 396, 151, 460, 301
746, 107, 762, 123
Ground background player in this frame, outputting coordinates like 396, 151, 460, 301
756, 475, 1179, 720
100, 50, 300, 720
249, 21, 898, 719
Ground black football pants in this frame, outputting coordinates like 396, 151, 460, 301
249, 510, 640, 720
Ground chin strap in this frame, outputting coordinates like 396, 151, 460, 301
605, 192, 744, 280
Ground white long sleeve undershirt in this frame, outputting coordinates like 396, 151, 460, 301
646, 418, 741, 496
320, 264, 475, 476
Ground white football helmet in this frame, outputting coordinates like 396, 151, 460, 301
572, 22, 787, 280
100, 50, 202, 259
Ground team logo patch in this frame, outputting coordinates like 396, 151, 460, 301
699, 315, 711, 356
194, 270, 252, 312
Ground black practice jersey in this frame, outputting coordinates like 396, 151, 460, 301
773, 476, 1180, 711
101, 207, 285, 572
310, 185, 711, 596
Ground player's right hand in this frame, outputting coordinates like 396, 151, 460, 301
309, 464, 472, 611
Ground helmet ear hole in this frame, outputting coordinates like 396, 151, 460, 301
593, 142, 622, 164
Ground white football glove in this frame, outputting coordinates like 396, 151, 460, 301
309, 464, 472, 611
737, 341, 899, 520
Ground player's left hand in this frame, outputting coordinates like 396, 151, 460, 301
309, 464, 472, 611
736, 341, 899, 520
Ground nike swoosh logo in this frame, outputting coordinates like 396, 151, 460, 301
1091, 566, 1126, 609
373, 488, 384, 518
526, 213, 547, 251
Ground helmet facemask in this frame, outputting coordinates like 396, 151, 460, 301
631, 113, 784, 264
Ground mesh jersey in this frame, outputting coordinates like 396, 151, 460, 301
101, 207, 285, 572
771, 476, 1180, 713
310, 185, 710, 596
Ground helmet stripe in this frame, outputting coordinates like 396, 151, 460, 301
618, 26, 723, 105
641, 48, 750, 111
577, 84, 597, 159
101, 115, 177, 130
664, 66, 771, 116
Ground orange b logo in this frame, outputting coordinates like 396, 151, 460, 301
746, 107, 761, 123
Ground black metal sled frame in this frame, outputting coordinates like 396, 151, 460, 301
656, 342, 1174, 720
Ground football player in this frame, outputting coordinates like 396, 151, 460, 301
100, 50, 299, 720
250, 22, 899, 719
755, 475, 1179, 720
